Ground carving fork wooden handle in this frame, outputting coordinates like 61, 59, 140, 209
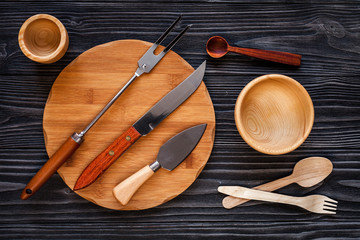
21, 133, 82, 200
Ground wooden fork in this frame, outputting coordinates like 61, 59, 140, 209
218, 186, 338, 214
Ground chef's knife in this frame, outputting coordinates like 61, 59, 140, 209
113, 123, 206, 205
73, 61, 206, 191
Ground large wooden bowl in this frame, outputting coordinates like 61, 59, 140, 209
235, 74, 314, 155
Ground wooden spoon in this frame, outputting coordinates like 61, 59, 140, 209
222, 157, 333, 209
206, 36, 301, 66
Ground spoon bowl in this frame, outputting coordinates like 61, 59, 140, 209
206, 36, 229, 58
291, 157, 333, 187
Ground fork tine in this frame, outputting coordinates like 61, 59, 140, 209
324, 201, 338, 208
155, 15, 182, 45
321, 208, 337, 214
322, 196, 338, 214
324, 197, 338, 204
324, 206, 337, 212
163, 24, 192, 53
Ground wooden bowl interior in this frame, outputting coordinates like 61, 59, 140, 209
23, 18, 61, 56
236, 75, 313, 155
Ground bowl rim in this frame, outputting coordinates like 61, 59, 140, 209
234, 74, 314, 155
18, 14, 68, 64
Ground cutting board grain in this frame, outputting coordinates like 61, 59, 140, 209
42, 39, 215, 210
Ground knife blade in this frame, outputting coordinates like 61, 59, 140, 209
113, 123, 207, 205
73, 60, 206, 191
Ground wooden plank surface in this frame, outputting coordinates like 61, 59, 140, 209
1, 1, 360, 239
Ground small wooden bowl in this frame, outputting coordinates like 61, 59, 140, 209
235, 74, 314, 155
18, 14, 68, 64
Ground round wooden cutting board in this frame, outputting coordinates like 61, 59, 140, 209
43, 40, 215, 210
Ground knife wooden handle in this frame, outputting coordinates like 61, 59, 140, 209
113, 165, 154, 205
73, 126, 141, 191
228, 46, 301, 66
21, 134, 81, 200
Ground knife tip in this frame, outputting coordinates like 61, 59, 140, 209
73, 184, 82, 191
73, 179, 90, 191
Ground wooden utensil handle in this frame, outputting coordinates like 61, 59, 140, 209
113, 165, 154, 205
20, 134, 81, 200
222, 175, 293, 209
228, 46, 301, 66
222, 186, 301, 206
73, 126, 141, 191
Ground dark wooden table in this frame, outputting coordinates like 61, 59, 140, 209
1, 1, 360, 239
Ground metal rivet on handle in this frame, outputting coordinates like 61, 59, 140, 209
126, 136, 131, 141
109, 150, 114, 156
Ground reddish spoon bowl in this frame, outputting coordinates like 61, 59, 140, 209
206, 36, 301, 66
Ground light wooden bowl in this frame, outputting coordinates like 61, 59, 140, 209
18, 14, 68, 64
235, 74, 314, 155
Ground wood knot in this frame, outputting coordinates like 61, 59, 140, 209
324, 20, 345, 38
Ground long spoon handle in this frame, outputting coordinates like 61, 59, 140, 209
227, 46, 301, 66
222, 175, 294, 209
